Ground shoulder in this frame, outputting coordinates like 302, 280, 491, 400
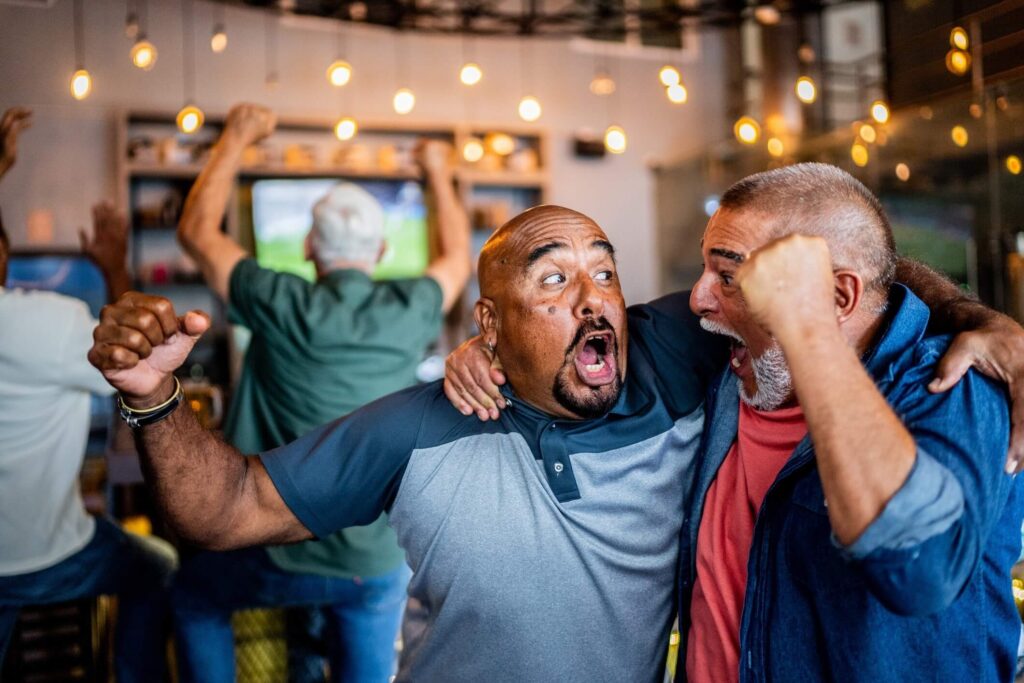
2, 288, 93, 325
366, 275, 443, 309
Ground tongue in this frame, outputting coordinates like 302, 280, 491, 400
579, 342, 599, 365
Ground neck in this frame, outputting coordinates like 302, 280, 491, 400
315, 259, 375, 279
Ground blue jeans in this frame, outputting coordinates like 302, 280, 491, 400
0, 517, 177, 683
171, 547, 409, 683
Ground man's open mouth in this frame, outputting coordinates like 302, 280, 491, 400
573, 330, 618, 387
729, 339, 750, 376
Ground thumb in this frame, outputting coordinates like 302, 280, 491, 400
489, 367, 507, 386
929, 340, 975, 393
179, 310, 212, 338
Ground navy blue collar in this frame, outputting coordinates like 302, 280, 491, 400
862, 284, 931, 381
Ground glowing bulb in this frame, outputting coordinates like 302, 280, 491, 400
795, 76, 817, 104
589, 73, 616, 96
393, 88, 415, 115
485, 132, 515, 156
754, 4, 781, 25
1007, 155, 1022, 175
851, 143, 869, 167
734, 117, 761, 145
859, 124, 877, 144
895, 163, 910, 181
327, 60, 353, 87
604, 125, 627, 154
131, 39, 157, 70
666, 83, 688, 104
70, 69, 92, 100
658, 65, 680, 87
767, 137, 784, 157
518, 96, 541, 122
969, 103, 982, 119
211, 25, 228, 53
176, 105, 204, 134
951, 125, 968, 147
334, 117, 357, 141
460, 63, 483, 86
946, 49, 970, 75
950, 26, 969, 51
870, 100, 890, 124
463, 138, 484, 163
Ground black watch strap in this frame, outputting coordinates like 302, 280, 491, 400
117, 377, 184, 429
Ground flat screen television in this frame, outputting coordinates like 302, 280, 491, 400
250, 178, 429, 282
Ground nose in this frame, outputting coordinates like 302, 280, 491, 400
573, 276, 605, 320
690, 271, 719, 316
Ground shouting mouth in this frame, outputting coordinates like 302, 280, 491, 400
573, 330, 618, 387
729, 339, 751, 379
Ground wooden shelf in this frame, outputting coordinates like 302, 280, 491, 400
127, 162, 422, 182
456, 169, 548, 188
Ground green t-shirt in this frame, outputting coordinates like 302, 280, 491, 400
225, 258, 443, 578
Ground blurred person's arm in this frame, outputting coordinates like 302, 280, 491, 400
178, 104, 276, 300
80, 201, 131, 300
0, 107, 32, 181
417, 140, 471, 313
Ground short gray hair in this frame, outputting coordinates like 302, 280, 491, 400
310, 183, 385, 266
720, 163, 896, 308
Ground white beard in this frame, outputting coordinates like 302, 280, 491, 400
699, 317, 794, 411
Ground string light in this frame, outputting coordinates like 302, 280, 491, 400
767, 137, 784, 157
604, 125, 627, 154
327, 60, 353, 87
734, 117, 761, 145
946, 49, 970, 75
870, 100, 890, 124
950, 26, 969, 51
334, 117, 357, 141
795, 76, 817, 104
590, 72, 616, 96
659, 65, 681, 87
518, 95, 542, 122
851, 143, 869, 167
176, 0, 202, 134
70, 0, 91, 100
131, 38, 157, 70
1007, 155, 1022, 175
176, 105, 204, 134
895, 163, 910, 181
753, 3, 781, 26
70, 69, 92, 100
393, 88, 415, 115
463, 138, 485, 163
211, 24, 227, 53
666, 83, 688, 104
951, 125, 969, 147
485, 133, 515, 156
460, 63, 483, 86
858, 124, 876, 144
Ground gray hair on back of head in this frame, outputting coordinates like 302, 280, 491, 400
310, 182, 386, 266
719, 163, 896, 311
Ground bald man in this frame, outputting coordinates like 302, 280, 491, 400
87, 205, 730, 682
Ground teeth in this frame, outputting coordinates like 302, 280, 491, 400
731, 357, 742, 368
585, 360, 606, 372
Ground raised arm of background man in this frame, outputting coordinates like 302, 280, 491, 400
81, 201, 132, 300
88, 293, 311, 549
416, 139, 472, 313
0, 107, 32, 181
177, 104, 272, 300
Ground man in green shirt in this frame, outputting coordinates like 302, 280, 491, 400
171, 104, 470, 683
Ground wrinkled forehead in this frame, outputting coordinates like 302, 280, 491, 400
504, 212, 611, 265
701, 208, 776, 260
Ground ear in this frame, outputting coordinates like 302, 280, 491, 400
473, 297, 498, 347
376, 239, 388, 265
833, 269, 864, 324
303, 231, 314, 263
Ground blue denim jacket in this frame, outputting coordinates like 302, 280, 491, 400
676, 285, 1024, 682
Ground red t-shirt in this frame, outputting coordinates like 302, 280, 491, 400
686, 401, 807, 683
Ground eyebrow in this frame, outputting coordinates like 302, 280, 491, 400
526, 242, 567, 266
709, 247, 745, 264
593, 239, 616, 261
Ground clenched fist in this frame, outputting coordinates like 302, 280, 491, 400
222, 103, 277, 148
89, 293, 210, 406
735, 234, 837, 342
414, 139, 453, 177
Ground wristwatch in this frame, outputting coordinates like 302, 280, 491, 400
117, 377, 184, 429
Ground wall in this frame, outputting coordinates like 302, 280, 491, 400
0, 0, 728, 303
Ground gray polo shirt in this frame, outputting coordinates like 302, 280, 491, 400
261, 293, 726, 682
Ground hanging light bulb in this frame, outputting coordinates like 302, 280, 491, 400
334, 117, 357, 141
211, 24, 228, 53
851, 143, 869, 167
460, 62, 483, 86
604, 125, 627, 154
767, 137, 784, 157
327, 60, 353, 87
518, 95, 542, 122
734, 117, 761, 145
463, 138, 485, 163
795, 76, 817, 104
950, 26, 969, 51
666, 83, 688, 104
589, 72, 616, 96
859, 124, 877, 144
870, 100, 890, 124
951, 125, 969, 147
895, 163, 911, 181
946, 49, 970, 75
1007, 155, 1022, 175
176, 104, 204, 134
125, 11, 139, 39
70, 69, 92, 100
754, 3, 781, 26
131, 37, 158, 70
393, 88, 415, 115
658, 65, 681, 87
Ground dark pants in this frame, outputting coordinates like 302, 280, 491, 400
171, 546, 409, 683
0, 517, 177, 683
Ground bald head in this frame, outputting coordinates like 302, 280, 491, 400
478, 205, 611, 299
719, 163, 897, 309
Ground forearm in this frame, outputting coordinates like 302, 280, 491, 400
103, 267, 132, 301
178, 136, 244, 257
896, 257, 995, 332
780, 324, 916, 544
423, 168, 471, 312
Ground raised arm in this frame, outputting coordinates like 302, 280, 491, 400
0, 107, 32, 182
81, 201, 132, 301
178, 104, 276, 300
88, 292, 310, 549
416, 140, 471, 313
